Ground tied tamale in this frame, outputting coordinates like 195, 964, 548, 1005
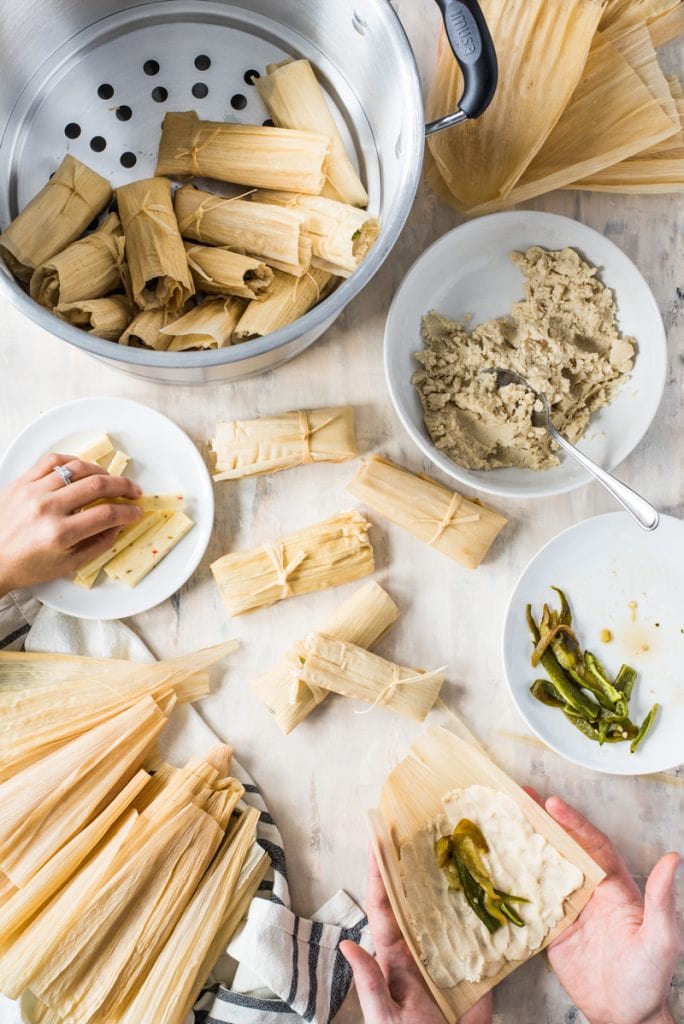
116, 177, 194, 310
160, 298, 244, 351
119, 306, 190, 350
56, 295, 134, 342
156, 110, 330, 194
233, 268, 331, 341
184, 243, 273, 301
0, 156, 112, 281
210, 406, 356, 481
30, 213, 127, 310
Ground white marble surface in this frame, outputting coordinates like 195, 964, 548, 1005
0, 4, 682, 1021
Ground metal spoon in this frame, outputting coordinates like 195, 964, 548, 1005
482, 368, 660, 532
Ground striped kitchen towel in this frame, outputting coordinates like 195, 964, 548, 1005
8, 601, 372, 1024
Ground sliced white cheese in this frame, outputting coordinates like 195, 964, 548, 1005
106, 450, 131, 476
103, 511, 195, 587
74, 512, 169, 584
78, 434, 114, 464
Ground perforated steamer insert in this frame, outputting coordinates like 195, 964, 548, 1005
0, 0, 496, 384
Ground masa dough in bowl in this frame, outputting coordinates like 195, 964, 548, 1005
399, 785, 584, 987
412, 247, 635, 471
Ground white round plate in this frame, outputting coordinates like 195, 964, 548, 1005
384, 211, 667, 500
0, 397, 214, 620
502, 513, 684, 775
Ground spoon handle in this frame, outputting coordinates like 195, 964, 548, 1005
550, 429, 660, 531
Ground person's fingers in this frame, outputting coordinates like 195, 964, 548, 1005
544, 796, 630, 879
523, 785, 544, 807
460, 991, 493, 1024
60, 502, 143, 546
340, 941, 393, 1024
19, 453, 78, 483
366, 847, 405, 953
52, 471, 141, 512
63, 527, 122, 574
37, 458, 108, 492
641, 852, 683, 959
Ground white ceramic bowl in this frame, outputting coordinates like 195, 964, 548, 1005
384, 211, 667, 500
502, 512, 684, 776
0, 397, 214, 620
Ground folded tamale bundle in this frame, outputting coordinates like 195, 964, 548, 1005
119, 305, 188, 349
252, 190, 379, 277
257, 58, 369, 207
56, 295, 134, 341
233, 268, 331, 341
426, 0, 605, 212
184, 243, 274, 300
348, 456, 507, 570
211, 510, 374, 617
116, 176, 194, 310
252, 580, 400, 733
30, 213, 127, 309
0, 156, 112, 281
156, 110, 330, 194
210, 406, 356, 481
160, 297, 244, 350
174, 185, 311, 277
298, 634, 445, 721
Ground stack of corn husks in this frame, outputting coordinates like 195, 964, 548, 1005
427, 0, 684, 212
0, 644, 269, 1024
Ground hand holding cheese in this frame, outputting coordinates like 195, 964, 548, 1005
0, 453, 142, 597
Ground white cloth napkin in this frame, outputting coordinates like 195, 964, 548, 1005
14, 606, 371, 1024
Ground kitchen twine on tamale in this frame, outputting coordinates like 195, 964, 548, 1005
128, 191, 177, 236
297, 410, 339, 464
263, 540, 308, 598
354, 663, 447, 715
176, 125, 222, 177
414, 491, 481, 546
177, 189, 257, 238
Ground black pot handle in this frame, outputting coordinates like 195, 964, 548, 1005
425, 0, 497, 136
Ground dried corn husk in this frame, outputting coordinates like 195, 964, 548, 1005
30, 213, 127, 310
184, 243, 273, 300
160, 297, 244, 350
649, 2, 684, 44
470, 25, 680, 213
156, 110, 330, 194
56, 294, 134, 341
0, 811, 138, 998
116, 177, 194, 310
211, 510, 374, 617
299, 633, 444, 721
0, 156, 112, 281
252, 190, 379, 277
348, 456, 507, 570
600, 0, 680, 31
252, 580, 400, 733
0, 771, 148, 950
257, 59, 368, 207
0, 642, 237, 779
174, 185, 310, 276
426, 1, 604, 212
370, 727, 606, 1018
119, 305, 188, 349
571, 75, 684, 191
211, 406, 356, 481
233, 268, 331, 341
115, 807, 260, 1024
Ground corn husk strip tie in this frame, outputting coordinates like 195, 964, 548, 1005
298, 410, 338, 464
263, 541, 307, 598
177, 190, 257, 237
354, 664, 449, 715
176, 127, 222, 177
418, 493, 482, 546
129, 193, 176, 236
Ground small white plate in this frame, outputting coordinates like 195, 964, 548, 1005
0, 397, 214, 620
384, 211, 667, 500
502, 513, 684, 775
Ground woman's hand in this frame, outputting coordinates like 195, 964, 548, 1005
0, 453, 143, 595
529, 789, 682, 1024
340, 848, 492, 1024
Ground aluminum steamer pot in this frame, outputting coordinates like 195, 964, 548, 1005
0, 0, 496, 384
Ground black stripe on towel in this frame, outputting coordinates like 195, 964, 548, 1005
257, 837, 287, 876
260, 810, 276, 826
303, 921, 323, 1021
328, 917, 368, 1022
286, 915, 300, 1005
213, 989, 292, 1013
0, 622, 30, 649
243, 783, 260, 794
